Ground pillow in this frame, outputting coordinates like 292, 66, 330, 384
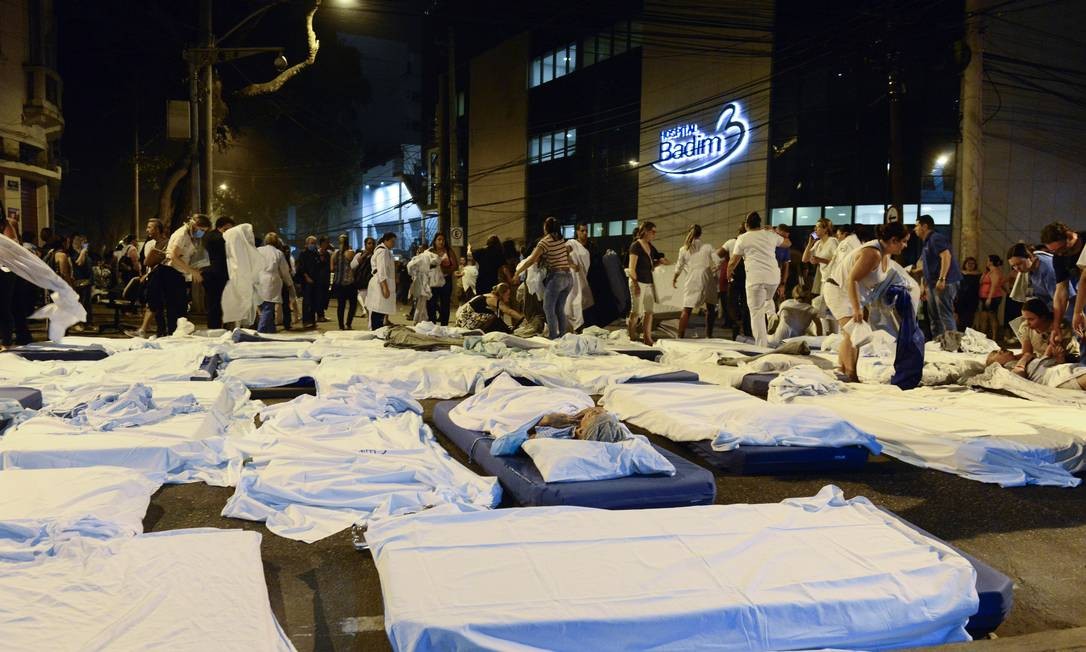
711, 404, 880, 453
521, 435, 675, 483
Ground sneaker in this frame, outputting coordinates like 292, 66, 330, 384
124, 329, 147, 339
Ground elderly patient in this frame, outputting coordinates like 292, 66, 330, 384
491, 407, 630, 456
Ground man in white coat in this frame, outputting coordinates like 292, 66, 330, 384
366, 232, 398, 329
565, 223, 593, 331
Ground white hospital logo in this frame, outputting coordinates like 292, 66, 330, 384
653, 102, 748, 177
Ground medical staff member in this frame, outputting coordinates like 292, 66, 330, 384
366, 232, 398, 329
823, 221, 911, 381
672, 224, 718, 339
728, 212, 789, 347
162, 214, 211, 334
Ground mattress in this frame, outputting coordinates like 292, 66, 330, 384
0, 386, 43, 410
0, 528, 295, 651
738, 371, 776, 398
365, 487, 981, 651
508, 351, 700, 392
315, 349, 507, 399
219, 358, 319, 389
433, 400, 715, 509
687, 440, 869, 475
9, 346, 109, 361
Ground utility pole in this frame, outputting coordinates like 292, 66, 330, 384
887, 57, 905, 222
446, 29, 460, 244
959, 0, 984, 260
201, 0, 214, 216
188, 56, 201, 219
133, 119, 140, 238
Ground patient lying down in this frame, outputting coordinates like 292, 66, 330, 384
491, 407, 630, 456
985, 349, 1086, 391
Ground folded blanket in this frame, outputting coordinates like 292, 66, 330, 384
767, 365, 845, 403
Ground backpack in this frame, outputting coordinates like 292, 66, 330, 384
352, 252, 374, 291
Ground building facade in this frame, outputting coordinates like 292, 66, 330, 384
0, 0, 62, 237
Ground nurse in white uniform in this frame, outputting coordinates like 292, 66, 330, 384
365, 232, 398, 330
822, 221, 911, 381
672, 224, 719, 339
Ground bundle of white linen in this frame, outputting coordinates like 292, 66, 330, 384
767, 365, 844, 403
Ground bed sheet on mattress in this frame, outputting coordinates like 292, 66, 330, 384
0, 467, 161, 561
656, 339, 765, 387
219, 358, 319, 389
790, 384, 1086, 487
214, 341, 312, 361
0, 528, 295, 651
223, 412, 499, 542
601, 382, 880, 452
505, 350, 690, 393
314, 349, 507, 398
367, 485, 977, 652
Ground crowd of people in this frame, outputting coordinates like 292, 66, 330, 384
3, 209, 1084, 393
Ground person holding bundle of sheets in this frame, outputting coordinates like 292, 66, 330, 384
515, 216, 577, 339
672, 224, 719, 339
822, 221, 912, 381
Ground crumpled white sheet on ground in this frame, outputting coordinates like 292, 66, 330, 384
0, 528, 296, 651
0, 234, 86, 342
449, 373, 594, 439
413, 322, 477, 338
961, 328, 1002, 354
0, 467, 161, 561
214, 341, 312, 361
366, 485, 978, 652
601, 382, 879, 452
768, 365, 846, 403
810, 344, 989, 386
789, 383, 1086, 487
219, 358, 319, 388
222, 412, 500, 542
521, 435, 674, 482
656, 338, 769, 387
507, 350, 684, 393
550, 333, 604, 356
314, 348, 507, 399
44, 383, 199, 431
303, 336, 387, 360
65, 342, 216, 385
963, 363, 1086, 407
259, 383, 422, 428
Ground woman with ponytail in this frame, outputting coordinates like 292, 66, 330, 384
672, 224, 719, 338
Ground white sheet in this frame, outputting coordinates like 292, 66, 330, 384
601, 382, 880, 452
223, 412, 499, 542
506, 350, 685, 393
214, 341, 312, 361
0, 528, 295, 651
656, 338, 767, 387
0, 233, 86, 342
258, 383, 422, 428
221, 223, 262, 325
0, 467, 161, 561
314, 348, 506, 399
788, 383, 1086, 487
367, 485, 977, 652
449, 373, 594, 438
219, 358, 319, 388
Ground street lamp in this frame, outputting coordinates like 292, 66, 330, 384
219, 182, 229, 191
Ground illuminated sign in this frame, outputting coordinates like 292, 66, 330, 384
652, 102, 748, 177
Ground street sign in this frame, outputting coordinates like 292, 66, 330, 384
450, 226, 464, 246
167, 100, 191, 140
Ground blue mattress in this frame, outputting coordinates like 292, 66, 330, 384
879, 507, 1013, 638
433, 400, 716, 509
623, 369, 698, 384
9, 347, 109, 361
232, 330, 316, 344
687, 440, 869, 475
248, 377, 316, 400
738, 372, 776, 398
192, 354, 223, 381
0, 387, 43, 410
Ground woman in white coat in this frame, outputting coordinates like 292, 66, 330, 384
672, 224, 719, 339
365, 232, 398, 330
565, 223, 594, 331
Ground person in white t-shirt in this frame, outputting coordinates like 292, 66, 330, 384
159, 214, 210, 334
727, 212, 789, 347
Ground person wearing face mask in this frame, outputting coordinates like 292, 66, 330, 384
161, 214, 212, 334
297, 235, 321, 329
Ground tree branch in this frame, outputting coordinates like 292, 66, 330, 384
234, 1, 321, 98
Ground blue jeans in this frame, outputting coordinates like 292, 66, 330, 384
257, 301, 277, 333
926, 280, 959, 337
542, 270, 573, 339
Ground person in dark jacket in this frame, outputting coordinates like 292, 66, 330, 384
201, 216, 234, 329
297, 235, 321, 328
316, 235, 332, 322
475, 235, 503, 296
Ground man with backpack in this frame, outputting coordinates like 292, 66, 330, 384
351, 237, 376, 321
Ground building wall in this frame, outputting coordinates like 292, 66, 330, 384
467, 33, 529, 247
979, 1, 1086, 259
637, 0, 773, 257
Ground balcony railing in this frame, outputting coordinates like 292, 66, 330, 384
23, 65, 64, 131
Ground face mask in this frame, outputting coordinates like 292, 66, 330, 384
194, 229, 206, 239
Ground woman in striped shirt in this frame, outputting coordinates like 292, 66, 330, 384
517, 216, 578, 339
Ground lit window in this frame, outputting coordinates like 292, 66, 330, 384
919, 203, 952, 225
565, 128, 576, 156
553, 130, 566, 159
591, 222, 604, 237
568, 43, 577, 70
528, 137, 540, 164
608, 221, 624, 236
901, 204, 919, 222
541, 133, 553, 161
824, 205, 852, 224
770, 208, 793, 226
542, 53, 554, 83
562, 225, 575, 239
795, 206, 820, 227
854, 205, 884, 225
530, 58, 542, 87
625, 219, 638, 235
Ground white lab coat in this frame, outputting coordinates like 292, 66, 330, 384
221, 224, 262, 325
366, 244, 397, 316
675, 240, 717, 309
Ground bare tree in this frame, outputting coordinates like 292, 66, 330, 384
235, 1, 322, 98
